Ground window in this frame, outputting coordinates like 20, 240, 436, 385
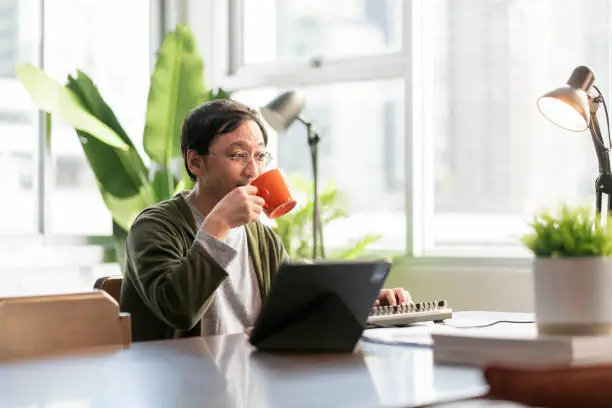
241, 0, 403, 65
235, 79, 405, 252
0, 0, 41, 234
0, 0, 19, 76
420, 0, 609, 251
0, 0, 151, 238
221, 0, 612, 257
44, 0, 150, 235
226, 0, 407, 253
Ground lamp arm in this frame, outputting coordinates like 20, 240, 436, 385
588, 96, 612, 215
588, 97, 611, 175
297, 115, 320, 143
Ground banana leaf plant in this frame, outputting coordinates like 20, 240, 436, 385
16, 24, 228, 268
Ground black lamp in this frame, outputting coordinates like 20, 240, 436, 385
537, 66, 612, 214
260, 91, 325, 260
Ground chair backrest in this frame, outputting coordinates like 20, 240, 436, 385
0, 291, 131, 360
93, 275, 123, 303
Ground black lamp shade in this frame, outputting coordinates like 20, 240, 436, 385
260, 91, 305, 132
537, 66, 594, 132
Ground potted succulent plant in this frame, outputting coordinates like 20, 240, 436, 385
521, 204, 612, 336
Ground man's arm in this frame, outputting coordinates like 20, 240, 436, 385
124, 212, 229, 331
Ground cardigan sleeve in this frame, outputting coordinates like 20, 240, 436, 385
124, 209, 229, 331
194, 230, 238, 269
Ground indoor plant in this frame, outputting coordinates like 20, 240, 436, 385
521, 203, 612, 335
16, 24, 228, 267
272, 174, 383, 260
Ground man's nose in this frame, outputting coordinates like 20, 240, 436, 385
243, 156, 260, 178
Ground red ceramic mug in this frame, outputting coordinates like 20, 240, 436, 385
250, 168, 297, 218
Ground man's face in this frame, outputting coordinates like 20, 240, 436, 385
188, 120, 268, 201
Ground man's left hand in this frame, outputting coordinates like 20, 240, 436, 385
375, 288, 412, 307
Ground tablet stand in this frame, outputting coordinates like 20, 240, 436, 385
252, 291, 365, 353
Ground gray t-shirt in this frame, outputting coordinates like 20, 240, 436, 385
183, 193, 262, 336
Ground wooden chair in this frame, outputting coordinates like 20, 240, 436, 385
93, 275, 123, 303
0, 291, 131, 360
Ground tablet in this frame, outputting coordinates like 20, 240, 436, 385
249, 260, 392, 353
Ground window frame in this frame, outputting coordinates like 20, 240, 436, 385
13, 0, 605, 264
0, 0, 167, 253
227, 0, 408, 76
213, 0, 612, 260
218, 0, 423, 256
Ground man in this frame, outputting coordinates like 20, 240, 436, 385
120, 99, 411, 342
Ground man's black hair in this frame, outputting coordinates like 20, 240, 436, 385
180, 99, 269, 181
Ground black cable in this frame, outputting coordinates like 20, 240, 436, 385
442, 320, 534, 329
593, 85, 612, 148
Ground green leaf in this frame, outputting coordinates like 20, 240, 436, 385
274, 202, 311, 258
143, 24, 209, 189
151, 165, 173, 203
178, 167, 195, 194
70, 71, 135, 148
66, 74, 153, 203
65, 73, 154, 232
331, 234, 382, 260
15, 62, 129, 150
101, 188, 151, 232
271, 175, 382, 260
172, 176, 191, 197
210, 88, 232, 100
45, 112, 51, 148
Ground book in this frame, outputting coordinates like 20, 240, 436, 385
432, 326, 612, 367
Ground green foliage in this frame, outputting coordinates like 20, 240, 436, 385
142, 23, 209, 197
14, 63, 129, 150
272, 174, 382, 260
17, 24, 231, 267
17, 24, 228, 257
521, 203, 612, 257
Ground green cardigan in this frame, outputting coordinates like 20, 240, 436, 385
119, 193, 288, 342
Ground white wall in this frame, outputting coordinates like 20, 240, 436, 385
384, 260, 535, 313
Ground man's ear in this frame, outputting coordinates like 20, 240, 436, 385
186, 150, 205, 177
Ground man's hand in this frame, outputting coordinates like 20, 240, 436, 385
375, 287, 412, 307
202, 186, 264, 239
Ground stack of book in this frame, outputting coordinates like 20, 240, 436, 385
432, 326, 612, 367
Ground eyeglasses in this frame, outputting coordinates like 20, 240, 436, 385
207, 151, 273, 169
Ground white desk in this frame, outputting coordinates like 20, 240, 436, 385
0, 311, 531, 408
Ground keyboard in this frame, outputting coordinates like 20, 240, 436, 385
367, 300, 453, 327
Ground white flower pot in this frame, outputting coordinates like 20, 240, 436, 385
533, 257, 612, 336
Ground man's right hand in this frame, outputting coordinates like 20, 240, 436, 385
202, 186, 265, 239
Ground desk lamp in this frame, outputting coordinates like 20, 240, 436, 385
260, 91, 325, 259
537, 66, 612, 214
